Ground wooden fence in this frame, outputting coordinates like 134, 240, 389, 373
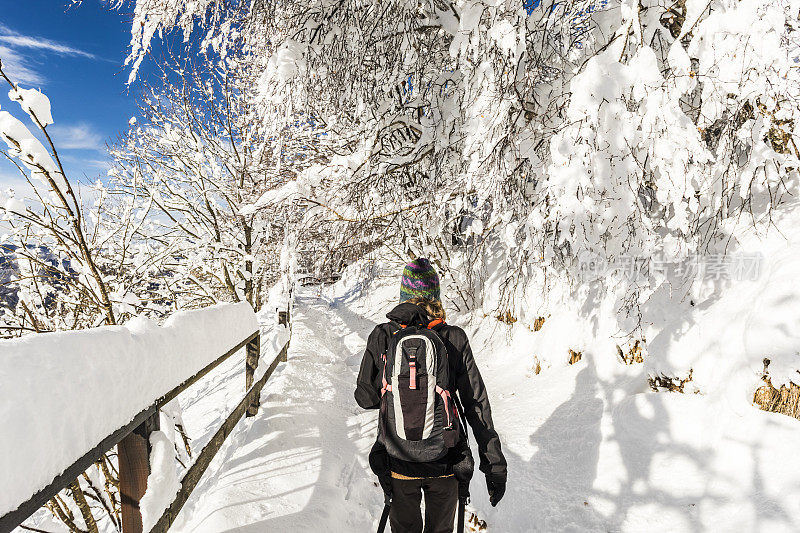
0, 310, 291, 533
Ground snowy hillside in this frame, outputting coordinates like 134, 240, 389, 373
108, 202, 800, 533
462, 202, 800, 531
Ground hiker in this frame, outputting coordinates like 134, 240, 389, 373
355, 258, 507, 533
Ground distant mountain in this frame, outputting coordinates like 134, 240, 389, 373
0, 243, 75, 311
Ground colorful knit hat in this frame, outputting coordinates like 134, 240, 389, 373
400, 258, 440, 303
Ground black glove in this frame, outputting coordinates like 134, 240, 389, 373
377, 472, 392, 502
369, 441, 392, 501
453, 446, 475, 500
486, 472, 506, 507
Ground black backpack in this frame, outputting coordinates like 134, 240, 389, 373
377, 321, 460, 462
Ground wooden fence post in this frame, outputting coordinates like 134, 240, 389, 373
118, 409, 159, 533
245, 334, 261, 417
278, 305, 290, 362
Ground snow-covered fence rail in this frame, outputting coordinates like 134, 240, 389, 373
0, 302, 291, 533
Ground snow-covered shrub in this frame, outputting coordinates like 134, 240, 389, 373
0, 66, 120, 332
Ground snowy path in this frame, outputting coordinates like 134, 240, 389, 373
170, 291, 384, 532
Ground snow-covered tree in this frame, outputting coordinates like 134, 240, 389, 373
108, 53, 321, 310
119, 0, 800, 329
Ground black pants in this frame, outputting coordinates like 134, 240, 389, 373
390, 475, 458, 533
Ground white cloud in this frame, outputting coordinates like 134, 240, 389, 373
0, 34, 97, 60
0, 45, 44, 86
49, 123, 104, 150
0, 164, 36, 199
80, 159, 112, 169
0, 23, 101, 86
61, 155, 112, 175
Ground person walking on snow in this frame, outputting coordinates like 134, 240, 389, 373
355, 258, 507, 533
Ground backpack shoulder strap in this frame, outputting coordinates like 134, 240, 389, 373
379, 322, 403, 366
387, 320, 403, 333
382, 322, 406, 363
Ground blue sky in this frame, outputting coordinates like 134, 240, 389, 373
0, 0, 139, 190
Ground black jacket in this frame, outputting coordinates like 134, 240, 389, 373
355, 302, 507, 479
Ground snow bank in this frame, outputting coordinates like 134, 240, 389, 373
476, 346, 800, 531
3, 197, 26, 215
643, 205, 800, 406
458, 205, 800, 530
0, 302, 258, 518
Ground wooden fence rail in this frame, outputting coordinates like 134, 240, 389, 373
1, 309, 290, 533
